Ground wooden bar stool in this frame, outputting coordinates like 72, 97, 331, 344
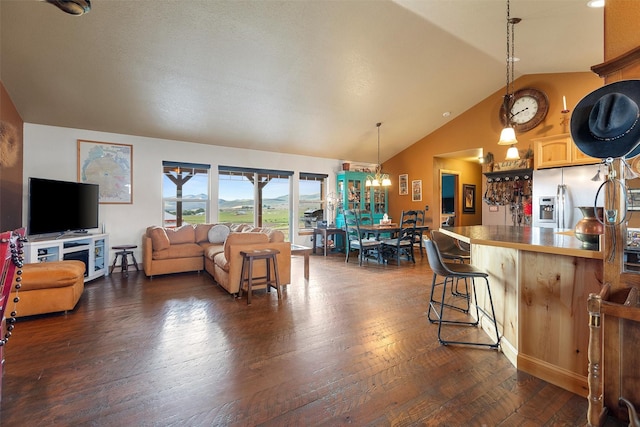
111, 245, 139, 278
238, 249, 281, 305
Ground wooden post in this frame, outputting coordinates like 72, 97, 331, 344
587, 285, 609, 427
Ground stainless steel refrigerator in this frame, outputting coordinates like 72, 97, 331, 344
532, 164, 603, 229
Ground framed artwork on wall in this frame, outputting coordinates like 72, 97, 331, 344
412, 180, 422, 202
77, 140, 133, 204
463, 184, 476, 214
399, 174, 409, 195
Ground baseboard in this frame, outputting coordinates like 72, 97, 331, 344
517, 353, 588, 397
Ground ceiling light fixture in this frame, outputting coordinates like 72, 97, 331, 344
365, 123, 391, 187
46, 0, 91, 16
587, 0, 605, 8
498, 0, 521, 147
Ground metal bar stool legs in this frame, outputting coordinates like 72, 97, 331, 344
427, 272, 500, 349
425, 234, 500, 349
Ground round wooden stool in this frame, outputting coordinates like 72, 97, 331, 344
238, 249, 281, 305
111, 245, 139, 278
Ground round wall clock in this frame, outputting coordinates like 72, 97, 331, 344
499, 88, 549, 133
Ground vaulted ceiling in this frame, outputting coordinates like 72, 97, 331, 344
0, 0, 603, 163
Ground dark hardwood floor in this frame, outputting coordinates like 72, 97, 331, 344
1, 251, 599, 426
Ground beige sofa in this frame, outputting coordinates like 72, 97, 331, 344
142, 223, 291, 295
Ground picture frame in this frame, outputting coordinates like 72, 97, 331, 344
463, 184, 476, 214
411, 179, 422, 202
77, 140, 133, 204
629, 188, 640, 211
399, 174, 409, 195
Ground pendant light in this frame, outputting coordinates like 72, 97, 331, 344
365, 123, 391, 187
498, 0, 520, 150
46, 0, 91, 16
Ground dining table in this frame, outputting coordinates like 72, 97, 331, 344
358, 223, 430, 240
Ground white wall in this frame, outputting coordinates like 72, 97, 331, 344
22, 123, 342, 263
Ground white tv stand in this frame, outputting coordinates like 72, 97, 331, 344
24, 233, 109, 282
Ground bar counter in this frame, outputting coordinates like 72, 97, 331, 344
439, 225, 603, 260
437, 225, 603, 397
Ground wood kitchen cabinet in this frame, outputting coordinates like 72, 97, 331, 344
534, 133, 599, 169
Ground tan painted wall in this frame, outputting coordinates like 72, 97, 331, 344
384, 72, 603, 228
605, 0, 640, 60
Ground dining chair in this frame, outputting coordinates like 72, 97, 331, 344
412, 210, 426, 257
424, 233, 500, 349
358, 210, 375, 239
380, 210, 417, 265
344, 213, 381, 266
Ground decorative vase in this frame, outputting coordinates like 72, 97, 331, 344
574, 206, 604, 249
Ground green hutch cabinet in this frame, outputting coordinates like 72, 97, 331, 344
335, 171, 388, 228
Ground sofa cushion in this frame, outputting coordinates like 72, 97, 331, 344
264, 228, 285, 242
152, 243, 203, 260
230, 223, 252, 232
223, 232, 269, 261
208, 224, 230, 243
20, 260, 85, 291
166, 224, 196, 244
213, 252, 230, 272
147, 226, 170, 251
202, 243, 225, 260
194, 223, 214, 243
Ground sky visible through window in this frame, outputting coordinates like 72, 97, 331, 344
163, 175, 319, 200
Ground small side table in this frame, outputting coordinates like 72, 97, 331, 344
312, 227, 346, 256
111, 245, 139, 278
291, 244, 311, 280
238, 249, 281, 305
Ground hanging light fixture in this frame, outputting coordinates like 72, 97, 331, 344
505, 146, 520, 160
498, 0, 520, 149
365, 123, 391, 187
46, 0, 91, 16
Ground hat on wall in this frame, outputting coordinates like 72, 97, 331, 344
571, 79, 640, 159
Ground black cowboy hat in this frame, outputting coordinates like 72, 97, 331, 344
571, 79, 640, 159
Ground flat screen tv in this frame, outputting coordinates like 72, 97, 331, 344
28, 177, 100, 236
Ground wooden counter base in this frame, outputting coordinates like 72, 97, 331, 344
441, 226, 603, 397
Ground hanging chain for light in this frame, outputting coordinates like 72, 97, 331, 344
377, 123, 381, 166
504, 0, 520, 123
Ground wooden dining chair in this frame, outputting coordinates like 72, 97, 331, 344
412, 210, 426, 257
380, 210, 417, 265
358, 210, 376, 239
344, 213, 381, 266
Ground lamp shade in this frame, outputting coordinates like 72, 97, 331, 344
498, 127, 518, 145
505, 145, 520, 160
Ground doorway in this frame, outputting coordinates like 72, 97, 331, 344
440, 170, 459, 227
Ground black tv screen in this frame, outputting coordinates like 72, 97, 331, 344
28, 178, 99, 236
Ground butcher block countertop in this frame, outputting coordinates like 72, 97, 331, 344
439, 225, 603, 260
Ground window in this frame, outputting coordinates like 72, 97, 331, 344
299, 173, 327, 230
218, 166, 293, 240
162, 161, 210, 228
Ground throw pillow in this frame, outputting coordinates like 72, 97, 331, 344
208, 224, 230, 244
